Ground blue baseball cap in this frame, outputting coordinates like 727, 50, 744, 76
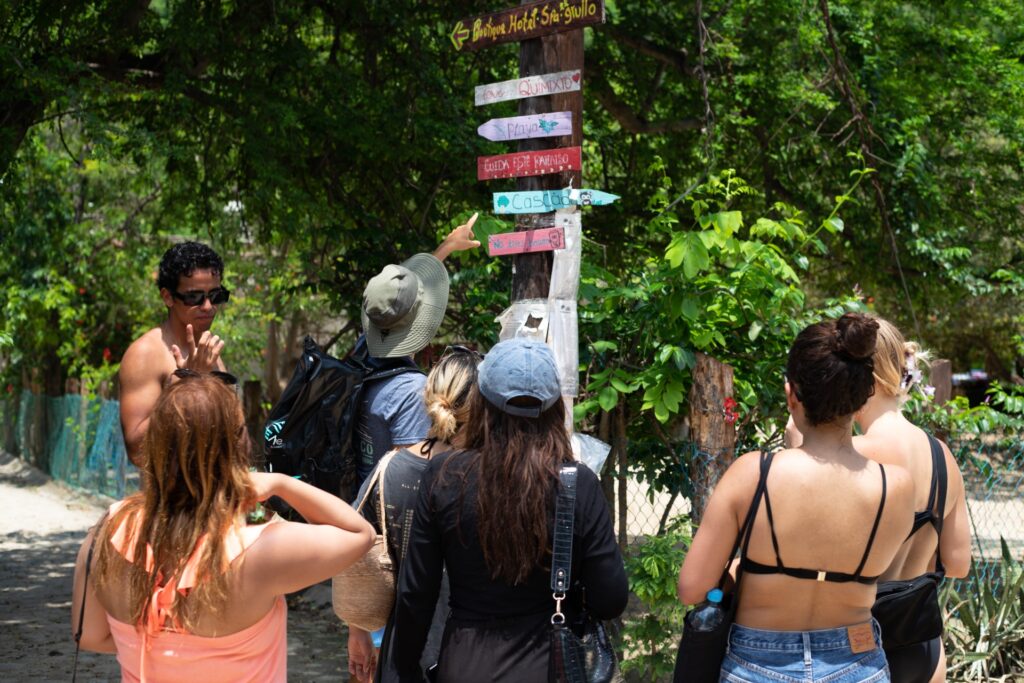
478, 338, 561, 418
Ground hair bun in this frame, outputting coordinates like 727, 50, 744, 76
834, 313, 879, 360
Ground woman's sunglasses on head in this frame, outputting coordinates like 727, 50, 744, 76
172, 287, 231, 306
443, 344, 484, 360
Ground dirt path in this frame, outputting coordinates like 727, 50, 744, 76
0, 452, 351, 682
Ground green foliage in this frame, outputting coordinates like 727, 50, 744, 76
575, 169, 863, 493
944, 540, 1024, 681
620, 519, 691, 682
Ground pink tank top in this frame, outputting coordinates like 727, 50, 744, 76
104, 502, 287, 683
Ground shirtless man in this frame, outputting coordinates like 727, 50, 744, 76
119, 242, 228, 466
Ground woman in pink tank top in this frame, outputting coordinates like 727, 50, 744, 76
71, 372, 376, 683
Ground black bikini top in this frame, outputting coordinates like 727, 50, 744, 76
740, 462, 888, 585
908, 435, 948, 539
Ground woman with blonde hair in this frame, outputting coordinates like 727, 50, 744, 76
344, 346, 483, 683
852, 318, 971, 682
71, 372, 375, 682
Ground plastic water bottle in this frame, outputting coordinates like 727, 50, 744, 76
685, 588, 726, 632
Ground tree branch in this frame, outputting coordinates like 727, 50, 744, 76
591, 82, 702, 135
602, 24, 694, 76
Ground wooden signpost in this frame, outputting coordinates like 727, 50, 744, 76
478, 111, 573, 142
477, 146, 582, 181
475, 70, 582, 107
493, 188, 619, 214
450, 0, 605, 52
488, 226, 566, 256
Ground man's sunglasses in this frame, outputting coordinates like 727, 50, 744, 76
171, 287, 231, 306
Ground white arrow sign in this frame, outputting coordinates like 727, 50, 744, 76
478, 111, 573, 142
474, 70, 582, 106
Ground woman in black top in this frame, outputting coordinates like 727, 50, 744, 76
677, 313, 915, 682
392, 338, 628, 682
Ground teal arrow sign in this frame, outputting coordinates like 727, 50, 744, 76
493, 189, 620, 215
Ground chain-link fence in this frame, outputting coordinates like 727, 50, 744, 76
2, 390, 136, 499
609, 436, 1024, 563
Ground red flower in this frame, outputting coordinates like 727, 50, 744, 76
723, 397, 739, 424
5, 384, 13, 393
102, 347, 112, 363
78, 287, 86, 295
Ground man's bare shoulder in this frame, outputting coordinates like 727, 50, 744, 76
120, 327, 174, 383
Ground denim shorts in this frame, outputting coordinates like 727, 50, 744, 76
720, 620, 890, 683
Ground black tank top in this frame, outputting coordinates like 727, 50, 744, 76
740, 461, 888, 585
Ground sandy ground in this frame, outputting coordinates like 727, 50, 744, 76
0, 452, 351, 682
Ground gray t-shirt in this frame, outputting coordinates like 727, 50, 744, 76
355, 370, 430, 483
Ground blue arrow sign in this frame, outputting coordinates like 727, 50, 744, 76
493, 189, 620, 215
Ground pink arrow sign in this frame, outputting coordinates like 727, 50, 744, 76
488, 227, 566, 256
477, 146, 582, 181
478, 111, 573, 142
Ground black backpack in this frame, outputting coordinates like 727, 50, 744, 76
262, 336, 421, 514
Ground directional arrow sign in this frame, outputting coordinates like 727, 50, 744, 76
450, 21, 470, 50
451, 0, 605, 52
478, 147, 582, 181
478, 111, 573, 142
493, 188, 620, 214
475, 70, 581, 107
488, 227, 566, 256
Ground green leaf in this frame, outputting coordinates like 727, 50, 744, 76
598, 386, 619, 412
682, 234, 710, 279
825, 216, 844, 233
748, 321, 764, 341
711, 211, 743, 236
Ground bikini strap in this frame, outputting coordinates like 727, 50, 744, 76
928, 435, 948, 573
761, 485, 785, 569
852, 463, 887, 580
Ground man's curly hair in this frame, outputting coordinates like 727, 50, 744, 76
157, 242, 224, 291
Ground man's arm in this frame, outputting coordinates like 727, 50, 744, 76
119, 340, 167, 465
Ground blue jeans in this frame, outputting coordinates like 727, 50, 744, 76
720, 620, 890, 683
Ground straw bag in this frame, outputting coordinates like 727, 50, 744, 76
332, 451, 396, 631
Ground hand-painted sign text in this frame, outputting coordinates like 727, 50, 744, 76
478, 147, 582, 181
489, 227, 566, 256
478, 111, 573, 142
494, 188, 619, 214
475, 70, 581, 106
452, 0, 605, 52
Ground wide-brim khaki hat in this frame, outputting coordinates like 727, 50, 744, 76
361, 253, 449, 358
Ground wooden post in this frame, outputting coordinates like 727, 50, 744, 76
688, 353, 737, 524
615, 404, 629, 551
929, 359, 952, 442
243, 381, 264, 463
511, 24, 583, 300
930, 359, 952, 406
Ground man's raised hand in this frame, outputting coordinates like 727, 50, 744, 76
433, 212, 481, 262
171, 324, 225, 372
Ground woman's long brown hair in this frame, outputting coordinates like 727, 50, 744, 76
460, 390, 574, 585
92, 375, 255, 631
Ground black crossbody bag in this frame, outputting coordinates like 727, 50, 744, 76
673, 450, 774, 683
549, 465, 618, 683
871, 435, 948, 654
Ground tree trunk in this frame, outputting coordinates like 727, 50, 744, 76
688, 353, 736, 524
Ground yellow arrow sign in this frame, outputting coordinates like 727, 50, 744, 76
450, 21, 470, 51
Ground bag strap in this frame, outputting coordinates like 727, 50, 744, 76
928, 435, 948, 573
550, 465, 578, 626
73, 513, 107, 683
730, 450, 775, 591
355, 451, 395, 551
